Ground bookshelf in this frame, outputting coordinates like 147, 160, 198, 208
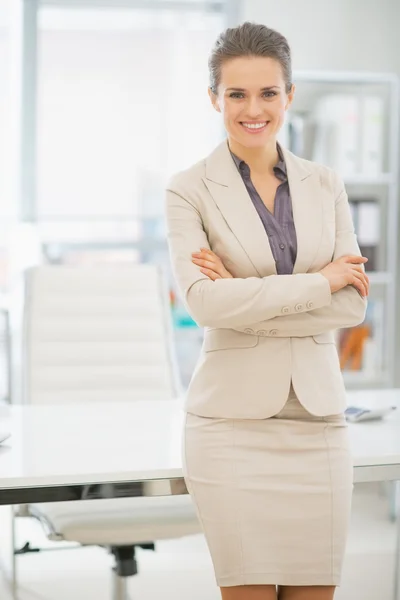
288, 70, 399, 389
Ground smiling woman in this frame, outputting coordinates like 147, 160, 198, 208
209, 56, 293, 156
207, 24, 295, 167
165, 20, 368, 600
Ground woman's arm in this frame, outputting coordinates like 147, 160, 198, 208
224, 172, 368, 336
165, 187, 332, 329
235, 287, 367, 337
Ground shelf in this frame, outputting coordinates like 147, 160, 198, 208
293, 70, 399, 85
43, 240, 168, 251
343, 370, 390, 388
367, 272, 393, 285
344, 173, 394, 186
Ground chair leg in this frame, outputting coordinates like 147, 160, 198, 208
110, 544, 155, 600
0, 506, 19, 599
112, 569, 130, 600
8, 507, 17, 597
110, 546, 136, 600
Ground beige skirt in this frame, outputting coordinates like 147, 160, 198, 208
182, 384, 353, 587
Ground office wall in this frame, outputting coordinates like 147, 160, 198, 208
240, 0, 400, 73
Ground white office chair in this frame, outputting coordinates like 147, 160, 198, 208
18, 264, 201, 600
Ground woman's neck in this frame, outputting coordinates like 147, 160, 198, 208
228, 137, 279, 176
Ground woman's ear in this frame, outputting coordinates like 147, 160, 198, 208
208, 87, 221, 113
285, 83, 296, 110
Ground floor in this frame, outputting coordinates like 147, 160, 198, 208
0, 482, 397, 600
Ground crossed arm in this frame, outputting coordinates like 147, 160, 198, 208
165, 174, 367, 337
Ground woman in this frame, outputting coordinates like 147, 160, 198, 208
165, 22, 369, 600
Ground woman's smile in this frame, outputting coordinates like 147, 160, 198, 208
240, 120, 270, 133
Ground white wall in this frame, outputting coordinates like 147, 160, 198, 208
240, 0, 400, 73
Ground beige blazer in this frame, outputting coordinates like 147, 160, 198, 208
165, 140, 367, 418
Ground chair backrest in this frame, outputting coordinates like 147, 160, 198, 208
21, 264, 182, 405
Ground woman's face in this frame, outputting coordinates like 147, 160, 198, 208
209, 55, 295, 149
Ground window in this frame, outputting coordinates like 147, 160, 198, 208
0, 0, 14, 289
36, 5, 224, 222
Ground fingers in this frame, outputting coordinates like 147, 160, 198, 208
350, 267, 369, 285
351, 263, 366, 275
343, 258, 370, 296
192, 248, 214, 257
350, 273, 367, 297
350, 266, 369, 285
192, 249, 220, 267
198, 267, 221, 281
192, 249, 216, 263
341, 255, 368, 264
192, 249, 222, 280
192, 257, 219, 271
192, 255, 223, 278
350, 269, 369, 297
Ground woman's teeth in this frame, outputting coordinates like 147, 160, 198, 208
241, 122, 268, 130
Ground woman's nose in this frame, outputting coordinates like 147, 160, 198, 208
245, 97, 264, 118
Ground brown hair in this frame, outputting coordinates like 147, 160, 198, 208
208, 21, 292, 94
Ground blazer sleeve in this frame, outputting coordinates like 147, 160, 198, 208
233, 171, 367, 337
165, 183, 332, 329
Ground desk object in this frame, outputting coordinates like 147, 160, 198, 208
345, 405, 396, 422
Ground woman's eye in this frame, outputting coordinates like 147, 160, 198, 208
229, 91, 277, 99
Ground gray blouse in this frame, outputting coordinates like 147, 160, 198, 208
230, 144, 297, 275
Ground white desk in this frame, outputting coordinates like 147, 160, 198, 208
0, 390, 399, 501
0, 398, 188, 505
0, 389, 399, 596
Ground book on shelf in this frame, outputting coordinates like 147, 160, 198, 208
348, 197, 380, 272
361, 95, 385, 176
278, 112, 308, 158
311, 94, 359, 176
287, 93, 385, 177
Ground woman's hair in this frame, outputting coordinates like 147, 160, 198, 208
208, 21, 292, 95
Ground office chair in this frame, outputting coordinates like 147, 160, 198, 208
18, 264, 201, 600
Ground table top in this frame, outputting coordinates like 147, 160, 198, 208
0, 389, 399, 495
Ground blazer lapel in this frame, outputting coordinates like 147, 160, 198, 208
203, 140, 323, 278
203, 141, 276, 277
280, 146, 323, 275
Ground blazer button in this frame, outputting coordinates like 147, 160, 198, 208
295, 303, 303, 312
269, 329, 278, 336
244, 328, 254, 334
256, 330, 267, 336
282, 306, 290, 314
307, 301, 314, 309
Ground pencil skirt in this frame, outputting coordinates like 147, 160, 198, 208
182, 384, 354, 587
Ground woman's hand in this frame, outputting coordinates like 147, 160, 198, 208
191, 249, 369, 295
319, 255, 370, 297
192, 248, 233, 280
